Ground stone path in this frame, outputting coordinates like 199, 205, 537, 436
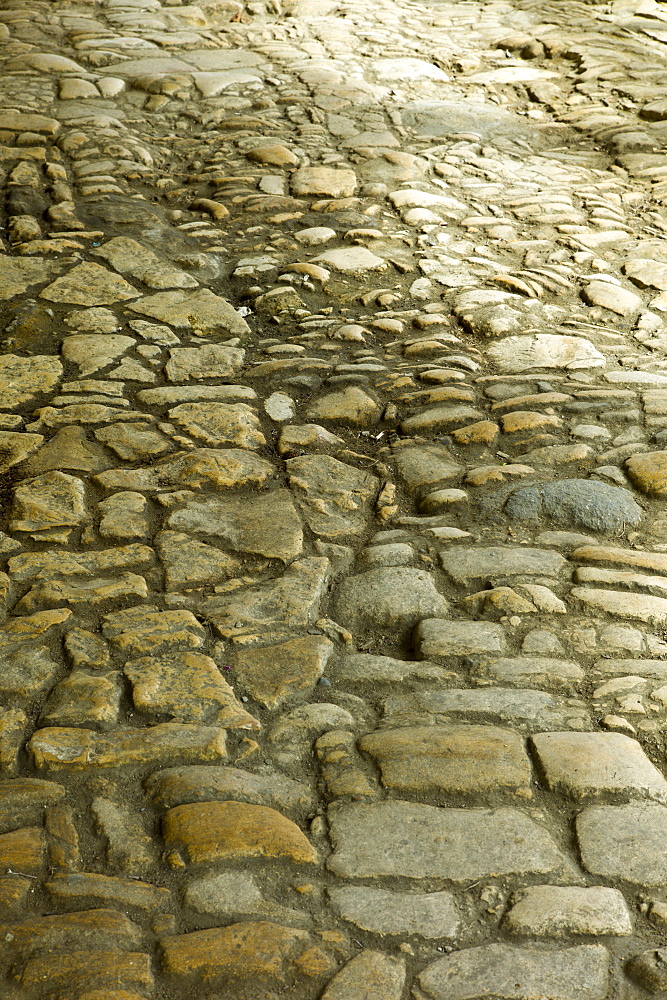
5, 0, 667, 996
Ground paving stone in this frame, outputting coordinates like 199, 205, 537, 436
626, 450, 667, 495
184, 870, 308, 924
20, 948, 154, 995
571, 545, 667, 575
495, 479, 643, 532
102, 605, 205, 657
332, 653, 450, 688
415, 619, 506, 658
0, 645, 59, 700
626, 948, 667, 991
94, 423, 173, 461
417, 944, 609, 1000
233, 634, 334, 709
392, 441, 462, 491
327, 801, 574, 880
41, 262, 140, 306
0, 609, 71, 651
30, 723, 227, 771
306, 386, 381, 425
0, 256, 60, 300
478, 657, 584, 688
22, 425, 112, 475
329, 885, 459, 938
0, 777, 65, 833
167, 490, 303, 562
571, 587, 667, 624
320, 950, 405, 1000
487, 335, 605, 372
286, 456, 379, 538
145, 765, 313, 815
156, 531, 239, 590
0, 827, 45, 874
138, 385, 256, 407
359, 724, 531, 797
93, 236, 198, 290
15, 572, 149, 614
440, 546, 566, 584
124, 651, 259, 729
45, 872, 170, 911
291, 166, 357, 198
160, 922, 329, 985
624, 258, 667, 290
40, 672, 121, 728
10, 471, 87, 542
332, 567, 449, 640
162, 801, 318, 866
531, 731, 667, 802
0, 354, 62, 410
0, 908, 143, 958
96, 448, 274, 492
129, 289, 251, 335
313, 246, 387, 272
383, 687, 591, 731
577, 803, 667, 884
505, 886, 633, 937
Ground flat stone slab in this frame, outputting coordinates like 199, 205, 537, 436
30, 724, 226, 771
93, 237, 198, 290
145, 764, 312, 815
415, 619, 506, 658
358, 724, 532, 797
41, 262, 139, 306
383, 688, 592, 732
505, 886, 633, 937
531, 731, 667, 802
0, 355, 62, 410
577, 803, 667, 883
487, 335, 604, 372
478, 657, 584, 688
571, 587, 667, 623
0, 256, 60, 299
440, 546, 566, 584
327, 802, 574, 881
128, 289, 251, 335
496, 479, 643, 533
417, 944, 609, 1000
329, 885, 460, 938
286, 455, 379, 538
333, 567, 449, 641
320, 950, 405, 1000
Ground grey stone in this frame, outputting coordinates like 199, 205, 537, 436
478, 657, 584, 688
286, 455, 379, 538
320, 950, 405, 1000
185, 871, 307, 925
144, 765, 313, 815
392, 441, 461, 491
417, 944, 609, 1000
327, 801, 574, 880
415, 619, 506, 658
487, 335, 604, 373
505, 886, 633, 937
531, 732, 667, 802
332, 568, 448, 641
494, 479, 643, 533
440, 546, 566, 585
383, 688, 592, 732
328, 885, 460, 938
129, 289, 251, 335
332, 653, 450, 688
577, 803, 667, 884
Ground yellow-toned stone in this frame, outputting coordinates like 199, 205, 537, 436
0, 609, 71, 651
501, 410, 562, 433
41, 261, 140, 305
451, 420, 499, 445
0, 875, 32, 912
3, 908, 142, 958
0, 354, 62, 409
462, 586, 539, 616
233, 635, 334, 709
30, 724, 226, 771
464, 464, 534, 487
572, 545, 667, 576
21, 949, 153, 993
626, 452, 667, 495
160, 921, 320, 982
0, 827, 45, 873
163, 800, 318, 865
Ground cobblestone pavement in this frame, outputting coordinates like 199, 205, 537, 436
8, 0, 667, 996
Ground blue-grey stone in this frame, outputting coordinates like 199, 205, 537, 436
499, 479, 643, 533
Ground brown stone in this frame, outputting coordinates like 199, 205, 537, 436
626, 451, 667, 496
102, 606, 205, 657
0, 777, 65, 833
21, 949, 153, 993
155, 531, 240, 590
359, 725, 532, 798
163, 800, 318, 866
2, 908, 143, 958
233, 635, 334, 708
0, 827, 45, 873
160, 921, 321, 983
0, 609, 70, 650
451, 420, 499, 445
30, 724, 227, 771
95, 448, 273, 492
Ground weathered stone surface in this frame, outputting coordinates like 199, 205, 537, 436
359, 725, 532, 797
0, 827, 45, 874
61, 335, 136, 377
320, 950, 405, 1000
138, 384, 256, 407
40, 672, 121, 728
184, 871, 307, 924
163, 801, 318, 865
306, 386, 380, 425
0, 908, 143, 958
160, 922, 323, 983
531, 732, 667, 802
577, 803, 667, 883
0, 609, 71, 651
234, 634, 334, 708
10, 471, 86, 541
505, 886, 633, 937
124, 652, 259, 729
0, 645, 59, 699
30, 724, 226, 771
20, 949, 153, 994
129, 289, 251, 335
624, 258, 667, 290
41, 262, 139, 305
392, 441, 461, 490
291, 166, 357, 197
286, 455, 379, 538
487, 335, 604, 372
582, 280, 642, 316
332, 653, 450, 688
314, 246, 387, 272
45, 872, 170, 911
441, 546, 566, 584
203, 557, 329, 634
328, 802, 573, 880
168, 401, 265, 448
156, 531, 239, 589
415, 619, 506, 658
167, 490, 303, 562
333, 567, 448, 640
102, 606, 205, 656
626, 948, 667, 991
329, 885, 460, 938
571, 587, 667, 623
0, 432, 43, 473
0, 256, 59, 299
145, 765, 313, 814
0, 354, 62, 409
571, 545, 667, 575
22, 426, 111, 475
15, 573, 148, 614
93, 236, 198, 290
0, 777, 65, 833
278, 423, 345, 456
96, 448, 273, 492
478, 656, 583, 688
496, 479, 643, 533
94, 423, 172, 461
626, 451, 667, 495
91, 797, 155, 874
417, 944, 609, 1000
